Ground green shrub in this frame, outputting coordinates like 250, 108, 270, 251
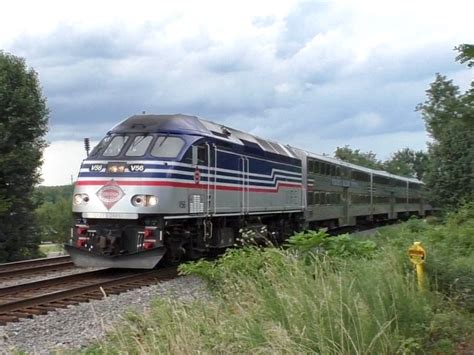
285, 230, 377, 259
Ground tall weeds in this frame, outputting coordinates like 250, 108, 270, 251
89, 248, 436, 354
87, 206, 474, 354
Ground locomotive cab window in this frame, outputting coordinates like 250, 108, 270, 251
182, 144, 210, 165
125, 135, 153, 156
89, 135, 111, 157
196, 145, 208, 165
103, 135, 129, 157
150, 136, 185, 158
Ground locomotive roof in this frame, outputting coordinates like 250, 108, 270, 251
110, 114, 299, 159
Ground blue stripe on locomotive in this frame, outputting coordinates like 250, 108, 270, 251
80, 135, 302, 187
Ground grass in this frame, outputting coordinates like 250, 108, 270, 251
85, 205, 474, 354
39, 243, 64, 255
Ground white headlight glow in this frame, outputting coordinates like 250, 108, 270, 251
131, 195, 158, 207
147, 195, 158, 206
73, 193, 89, 205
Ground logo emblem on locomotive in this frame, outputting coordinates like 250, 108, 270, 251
96, 180, 125, 210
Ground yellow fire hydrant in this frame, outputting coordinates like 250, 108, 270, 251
408, 241, 426, 291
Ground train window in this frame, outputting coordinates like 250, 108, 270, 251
103, 135, 129, 157
373, 196, 389, 204
308, 160, 314, 173
314, 192, 320, 204
216, 141, 234, 151
325, 164, 330, 176
320, 193, 326, 205
395, 180, 406, 187
313, 161, 319, 174
341, 167, 349, 178
336, 166, 341, 176
197, 145, 209, 165
330, 165, 336, 176
307, 192, 314, 205
373, 175, 389, 185
150, 136, 185, 158
90, 135, 111, 157
353, 170, 370, 182
182, 148, 192, 163
327, 193, 333, 204
125, 135, 153, 156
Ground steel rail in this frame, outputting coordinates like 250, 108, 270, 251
0, 255, 72, 279
0, 255, 71, 270
0, 261, 75, 279
0, 267, 178, 325
0, 269, 116, 297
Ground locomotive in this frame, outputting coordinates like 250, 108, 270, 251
65, 114, 431, 268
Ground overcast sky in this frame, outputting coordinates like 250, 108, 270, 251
1, 0, 472, 185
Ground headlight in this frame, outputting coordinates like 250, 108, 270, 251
107, 163, 126, 173
131, 195, 158, 207
73, 193, 89, 205
147, 195, 158, 206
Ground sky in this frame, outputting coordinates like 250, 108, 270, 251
1, 0, 473, 186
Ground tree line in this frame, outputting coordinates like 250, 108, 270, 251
0, 45, 472, 262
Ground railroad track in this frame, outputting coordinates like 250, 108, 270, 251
0, 267, 178, 325
0, 256, 75, 281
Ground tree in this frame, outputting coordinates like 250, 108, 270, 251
334, 145, 383, 170
334, 145, 381, 169
417, 74, 474, 208
0, 52, 49, 262
383, 148, 429, 180
455, 44, 474, 68
35, 185, 74, 243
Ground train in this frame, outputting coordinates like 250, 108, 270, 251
65, 114, 432, 268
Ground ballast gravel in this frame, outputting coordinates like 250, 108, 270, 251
0, 275, 209, 354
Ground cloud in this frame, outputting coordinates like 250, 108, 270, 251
41, 141, 89, 186
1, 0, 472, 185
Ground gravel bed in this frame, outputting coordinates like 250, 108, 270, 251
0, 275, 209, 354
0, 267, 104, 288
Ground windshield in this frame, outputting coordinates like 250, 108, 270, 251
89, 136, 111, 157
125, 135, 153, 156
103, 136, 129, 157
150, 136, 185, 158
88, 134, 187, 159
